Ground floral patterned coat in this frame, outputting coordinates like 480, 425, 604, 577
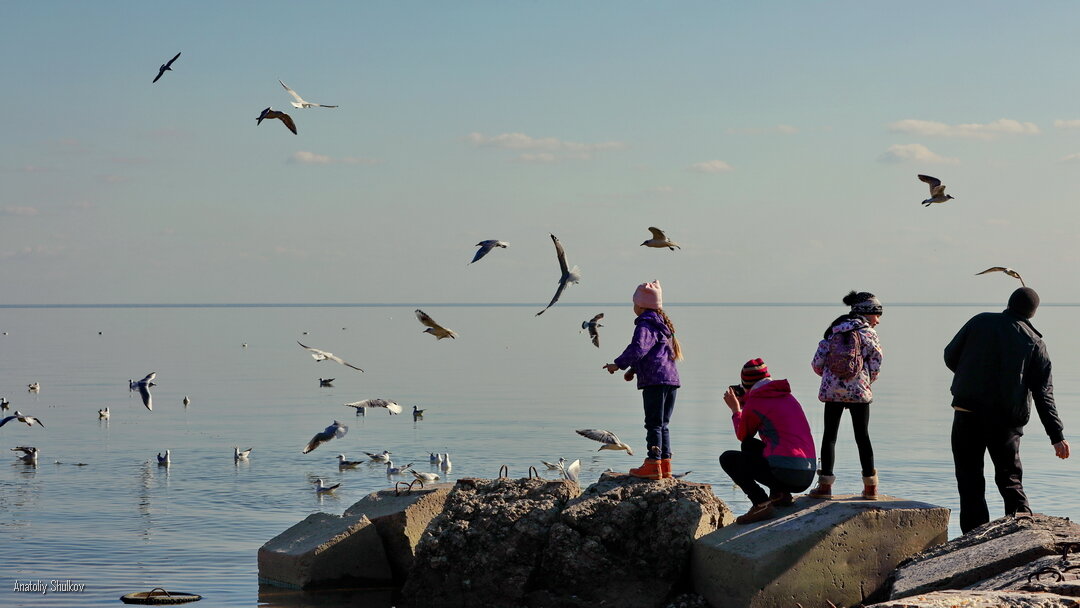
811, 316, 882, 403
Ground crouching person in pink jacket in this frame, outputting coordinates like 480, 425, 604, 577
720, 358, 817, 524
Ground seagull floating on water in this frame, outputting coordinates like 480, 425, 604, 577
11, 446, 38, 464
429, 452, 439, 464
98, 407, 110, 419
0, 411, 45, 429
536, 234, 581, 316
336, 454, 363, 468
975, 266, 1026, 287
439, 453, 452, 471
412, 405, 425, 420
343, 398, 403, 415
302, 420, 348, 454
234, 447, 252, 461
152, 51, 181, 83
279, 80, 338, 109
470, 240, 509, 264
641, 227, 681, 250
257, 107, 298, 135
313, 478, 340, 493
157, 449, 171, 466
130, 372, 155, 411
1, 397, 10, 411
183, 396, 191, 407
416, 309, 457, 340
581, 313, 604, 348
385, 460, 414, 475
575, 428, 634, 455
28, 382, 40, 392
319, 378, 335, 387
297, 341, 364, 371
412, 470, 440, 484
917, 174, 955, 206
365, 450, 392, 463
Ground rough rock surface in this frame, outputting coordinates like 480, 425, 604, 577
692, 495, 949, 608
532, 474, 730, 608
889, 514, 1080, 599
344, 482, 453, 582
258, 512, 391, 589
400, 476, 581, 608
867, 589, 1080, 607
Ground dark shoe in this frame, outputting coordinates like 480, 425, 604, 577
629, 458, 662, 480
735, 502, 776, 525
769, 490, 794, 507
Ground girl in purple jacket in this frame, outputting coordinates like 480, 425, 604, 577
603, 280, 682, 479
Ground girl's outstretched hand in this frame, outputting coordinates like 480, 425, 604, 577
603, 363, 620, 374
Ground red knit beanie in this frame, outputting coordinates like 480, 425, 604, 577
741, 358, 770, 390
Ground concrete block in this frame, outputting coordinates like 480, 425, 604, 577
258, 512, 391, 589
343, 483, 453, 581
692, 496, 949, 608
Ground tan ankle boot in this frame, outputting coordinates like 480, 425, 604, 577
808, 474, 835, 499
861, 472, 879, 500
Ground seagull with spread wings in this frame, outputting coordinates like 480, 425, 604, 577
918, 174, 955, 206
640, 227, 681, 250
297, 341, 364, 371
257, 107, 298, 135
416, 309, 457, 339
11, 446, 38, 464
129, 372, 155, 411
536, 234, 581, 316
976, 267, 1026, 287
302, 420, 348, 454
581, 313, 604, 348
342, 398, 403, 415
152, 51, 181, 83
279, 80, 338, 109
575, 428, 633, 455
470, 240, 509, 264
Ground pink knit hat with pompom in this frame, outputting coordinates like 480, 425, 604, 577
633, 280, 663, 309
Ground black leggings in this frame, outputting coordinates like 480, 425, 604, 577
818, 402, 875, 477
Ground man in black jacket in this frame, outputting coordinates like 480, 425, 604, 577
944, 287, 1070, 533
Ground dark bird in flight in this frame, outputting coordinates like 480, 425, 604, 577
257, 107, 298, 135
153, 52, 181, 83
536, 234, 581, 316
976, 267, 1026, 287
470, 240, 509, 264
917, 174, 955, 206
581, 313, 604, 348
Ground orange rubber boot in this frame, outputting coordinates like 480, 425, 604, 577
629, 458, 662, 480
660, 458, 672, 479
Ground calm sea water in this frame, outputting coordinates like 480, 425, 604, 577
2, 303, 1077, 607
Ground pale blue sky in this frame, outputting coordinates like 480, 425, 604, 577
3, 2, 1080, 305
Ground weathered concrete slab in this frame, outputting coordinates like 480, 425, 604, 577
889, 514, 1080, 599
867, 589, 1080, 607
258, 512, 391, 589
344, 483, 453, 582
692, 496, 949, 608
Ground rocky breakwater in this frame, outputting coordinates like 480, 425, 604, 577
400, 473, 731, 608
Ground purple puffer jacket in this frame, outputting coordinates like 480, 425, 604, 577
613, 311, 681, 389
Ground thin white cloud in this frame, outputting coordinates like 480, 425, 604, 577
1056, 120, 1080, 129
289, 151, 379, 165
1059, 153, 1080, 163
466, 132, 626, 161
689, 160, 734, 173
725, 125, 799, 135
2, 206, 39, 216
888, 118, 1040, 140
0, 244, 64, 259
878, 144, 958, 165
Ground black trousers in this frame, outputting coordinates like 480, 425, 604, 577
720, 438, 815, 506
951, 409, 1029, 533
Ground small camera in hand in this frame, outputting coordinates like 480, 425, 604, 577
729, 384, 745, 397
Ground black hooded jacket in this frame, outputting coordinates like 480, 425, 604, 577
944, 310, 1064, 443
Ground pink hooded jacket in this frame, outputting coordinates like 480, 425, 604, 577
731, 379, 816, 471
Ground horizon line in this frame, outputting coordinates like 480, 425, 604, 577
0, 301, 1063, 310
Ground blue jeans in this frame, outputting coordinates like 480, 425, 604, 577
642, 385, 677, 459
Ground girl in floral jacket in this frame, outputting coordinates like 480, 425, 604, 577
809, 290, 884, 500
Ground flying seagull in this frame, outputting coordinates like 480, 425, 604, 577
302, 420, 348, 454
416, 309, 457, 340
917, 174, 955, 206
11, 446, 38, 464
575, 428, 634, 455
152, 51, 181, 83
279, 80, 338, 109
343, 398, 403, 415
234, 447, 252, 461
1, 411, 45, 429
536, 234, 581, 316
976, 267, 1026, 287
581, 313, 604, 348
130, 372, 155, 411
297, 341, 364, 371
542, 457, 567, 471
470, 240, 509, 264
257, 107, 298, 135
641, 227, 681, 250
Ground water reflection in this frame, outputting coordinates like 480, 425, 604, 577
257, 584, 395, 608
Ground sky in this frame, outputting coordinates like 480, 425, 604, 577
3, 2, 1080, 305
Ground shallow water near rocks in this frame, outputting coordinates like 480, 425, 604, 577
2, 303, 1077, 607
